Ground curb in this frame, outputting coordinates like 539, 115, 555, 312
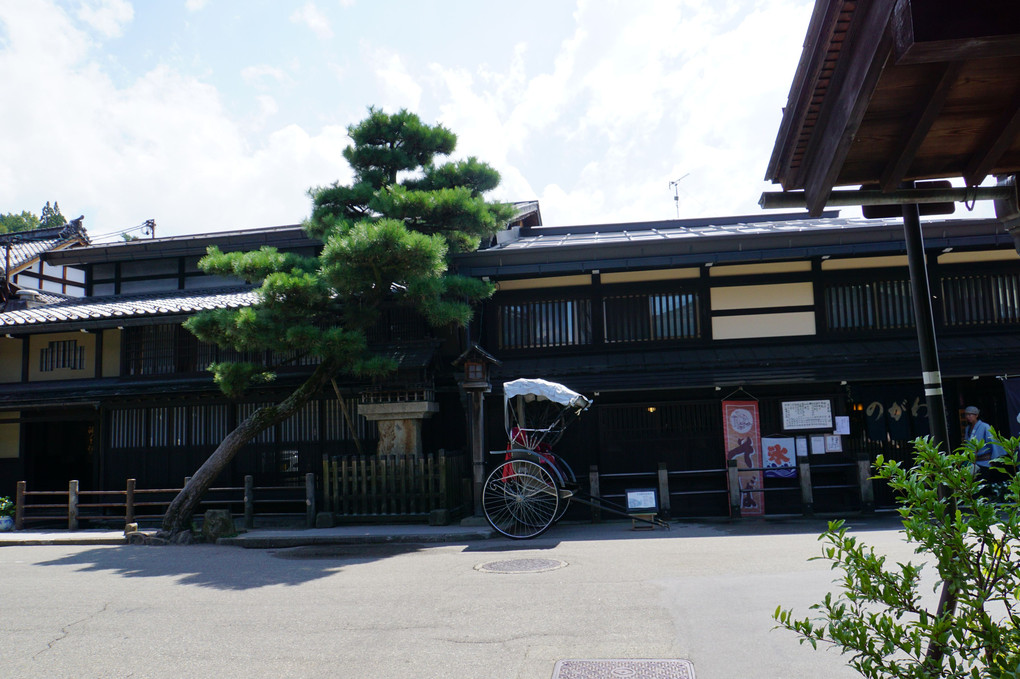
0, 536, 127, 546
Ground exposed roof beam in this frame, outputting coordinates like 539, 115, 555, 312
879, 61, 963, 191
800, 0, 897, 215
765, 0, 850, 189
964, 84, 1020, 185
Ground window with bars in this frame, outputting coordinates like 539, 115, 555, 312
603, 292, 700, 343
824, 280, 915, 331
109, 404, 228, 449
122, 325, 189, 375
498, 298, 592, 349
942, 272, 1020, 326
39, 339, 86, 372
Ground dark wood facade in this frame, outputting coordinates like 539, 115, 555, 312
0, 210, 1017, 520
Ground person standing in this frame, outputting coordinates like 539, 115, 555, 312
963, 406, 1006, 484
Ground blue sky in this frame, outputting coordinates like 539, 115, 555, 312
1, 0, 824, 239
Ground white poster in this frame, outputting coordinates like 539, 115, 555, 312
834, 416, 850, 436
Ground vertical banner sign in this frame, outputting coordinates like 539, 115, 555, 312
722, 400, 764, 516
1004, 379, 1020, 437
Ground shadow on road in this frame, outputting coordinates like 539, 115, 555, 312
35, 542, 427, 590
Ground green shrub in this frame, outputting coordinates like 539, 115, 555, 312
0, 496, 14, 518
774, 435, 1020, 678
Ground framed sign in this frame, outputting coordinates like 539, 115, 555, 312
781, 399, 834, 432
626, 488, 658, 514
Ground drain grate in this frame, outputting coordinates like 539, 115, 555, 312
474, 557, 567, 573
552, 659, 695, 679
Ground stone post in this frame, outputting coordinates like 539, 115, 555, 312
358, 401, 439, 456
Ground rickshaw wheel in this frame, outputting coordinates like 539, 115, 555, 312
483, 459, 560, 539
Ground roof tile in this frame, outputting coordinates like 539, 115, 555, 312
0, 285, 257, 328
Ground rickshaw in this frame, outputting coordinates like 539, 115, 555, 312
482, 378, 671, 539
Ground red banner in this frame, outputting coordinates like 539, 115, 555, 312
722, 400, 764, 516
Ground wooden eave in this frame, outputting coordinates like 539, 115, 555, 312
766, 0, 1020, 215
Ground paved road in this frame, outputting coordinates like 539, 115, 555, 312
2, 515, 926, 679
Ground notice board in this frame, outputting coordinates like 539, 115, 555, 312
781, 399, 834, 433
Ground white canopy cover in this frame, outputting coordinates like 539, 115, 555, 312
503, 378, 591, 409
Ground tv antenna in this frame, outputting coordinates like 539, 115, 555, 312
669, 174, 689, 218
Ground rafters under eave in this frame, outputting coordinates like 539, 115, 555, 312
765, 0, 1020, 216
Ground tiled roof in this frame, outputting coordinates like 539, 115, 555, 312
487, 215, 906, 251
4, 238, 64, 272
0, 221, 90, 275
0, 285, 257, 329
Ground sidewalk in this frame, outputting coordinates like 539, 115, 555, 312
0, 522, 494, 548
0, 512, 899, 548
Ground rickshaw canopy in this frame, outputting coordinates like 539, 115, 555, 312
503, 378, 591, 410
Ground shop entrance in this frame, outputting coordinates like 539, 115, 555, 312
22, 409, 96, 490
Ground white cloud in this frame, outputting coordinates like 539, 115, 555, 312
75, 0, 133, 38
241, 64, 292, 89
185, 0, 209, 11
0, 0, 828, 238
290, 2, 333, 40
369, 48, 422, 112
0, 2, 354, 236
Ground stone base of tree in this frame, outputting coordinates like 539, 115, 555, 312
201, 509, 237, 540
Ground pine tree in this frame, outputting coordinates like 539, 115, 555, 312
39, 201, 65, 228
160, 108, 514, 538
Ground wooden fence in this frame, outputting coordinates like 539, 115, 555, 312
14, 475, 316, 530
322, 452, 467, 521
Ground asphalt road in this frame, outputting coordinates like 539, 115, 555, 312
1, 515, 926, 679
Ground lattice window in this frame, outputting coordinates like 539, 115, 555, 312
110, 409, 145, 449
190, 404, 228, 446
825, 280, 914, 331
39, 339, 86, 372
122, 324, 216, 375
604, 292, 700, 343
324, 400, 375, 441
280, 402, 319, 442
498, 298, 592, 349
942, 272, 1020, 326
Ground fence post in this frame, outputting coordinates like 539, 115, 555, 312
68, 479, 79, 530
244, 475, 254, 530
727, 460, 741, 519
125, 478, 136, 525
857, 453, 874, 512
798, 460, 814, 516
305, 473, 315, 528
657, 462, 671, 521
439, 452, 449, 509
589, 465, 601, 523
15, 480, 25, 530
322, 455, 331, 513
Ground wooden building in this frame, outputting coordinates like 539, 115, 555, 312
0, 207, 1016, 519
456, 210, 1020, 516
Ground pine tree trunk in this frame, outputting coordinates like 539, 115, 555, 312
159, 359, 339, 538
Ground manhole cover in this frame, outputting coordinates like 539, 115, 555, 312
553, 659, 695, 678
474, 557, 567, 573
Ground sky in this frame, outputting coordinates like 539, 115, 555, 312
1, 0, 834, 240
